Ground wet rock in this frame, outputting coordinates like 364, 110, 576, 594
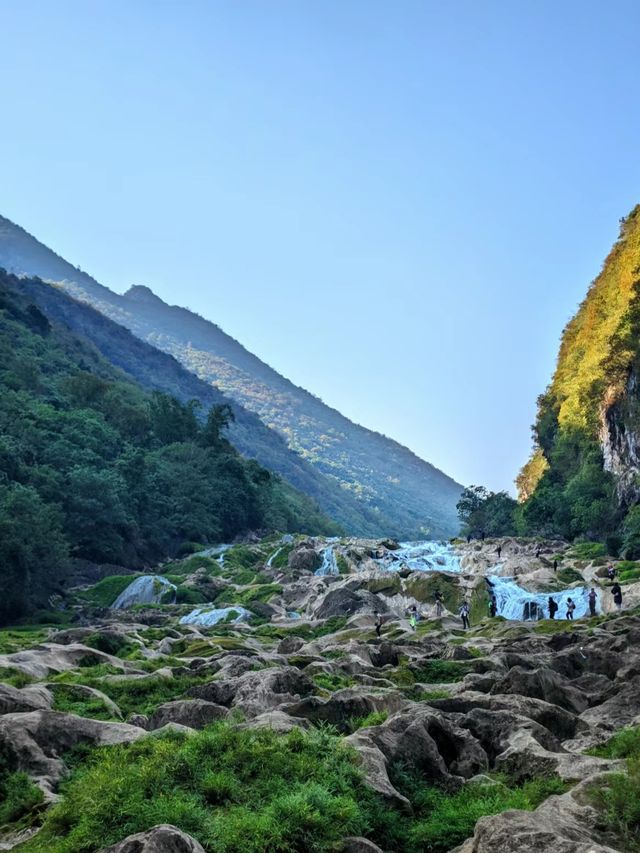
100, 824, 205, 852
288, 546, 321, 572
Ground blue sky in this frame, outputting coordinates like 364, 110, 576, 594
2, 0, 639, 492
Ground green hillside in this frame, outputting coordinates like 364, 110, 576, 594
0, 270, 338, 622
0, 214, 462, 539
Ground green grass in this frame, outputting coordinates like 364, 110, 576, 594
0, 771, 44, 827
84, 632, 136, 657
253, 616, 349, 641
587, 726, 640, 760
313, 672, 356, 692
16, 724, 386, 853
347, 710, 388, 731
0, 627, 49, 654
388, 660, 474, 688
0, 666, 35, 688
77, 575, 137, 608
50, 684, 116, 721
589, 758, 640, 852
416, 689, 451, 702
222, 584, 283, 607
380, 766, 568, 853
555, 567, 584, 586
569, 542, 607, 560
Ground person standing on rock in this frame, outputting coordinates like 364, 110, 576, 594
606, 564, 616, 582
496, 544, 502, 559
553, 559, 558, 572
434, 590, 444, 617
611, 582, 623, 611
548, 596, 558, 619
566, 597, 576, 620
409, 604, 419, 630
459, 600, 470, 630
373, 610, 383, 638
588, 588, 598, 617
489, 595, 497, 618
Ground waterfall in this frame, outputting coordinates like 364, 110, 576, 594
488, 576, 596, 620
179, 605, 252, 628
111, 575, 177, 610
376, 541, 462, 574
267, 547, 283, 567
315, 546, 339, 576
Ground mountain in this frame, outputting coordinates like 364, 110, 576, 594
0, 269, 340, 620
517, 205, 640, 549
0, 214, 463, 539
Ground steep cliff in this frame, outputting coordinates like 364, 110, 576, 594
518, 206, 640, 542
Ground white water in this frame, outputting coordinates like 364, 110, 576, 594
179, 605, 253, 628
267, 547, 283, 567
111, 575, 177, 610
315, 546, 339, 576
488, 575, 598, 620
378, 541, 462, 574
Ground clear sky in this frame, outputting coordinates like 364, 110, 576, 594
2, 0, 640, 493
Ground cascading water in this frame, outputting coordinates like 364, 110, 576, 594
315, 546, 339, 576
111, 575, 177, 610
179, 605, 252, 628
267, 547, 283, 567
378, 541, 462, 574
488, 575, 596, 620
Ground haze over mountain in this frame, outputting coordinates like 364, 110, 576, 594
0, 214, 463, 539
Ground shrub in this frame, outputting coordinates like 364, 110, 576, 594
589, 757, 640, 852
569, 542, 607, 560
587, 726, 640, 760
0, 771, 44, 826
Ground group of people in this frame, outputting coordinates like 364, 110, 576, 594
371, 557, 626, 637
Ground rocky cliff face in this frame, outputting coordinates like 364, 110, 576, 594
600, 369, 640, 506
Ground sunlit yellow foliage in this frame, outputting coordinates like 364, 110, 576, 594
516, 448, 549, 502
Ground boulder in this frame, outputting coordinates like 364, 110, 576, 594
100, 824, 205, 853
148, 700, 228, 731
491, 667, 588, 715
286, 688, 407, 732
341, 838, 385, 853
452, 774, 622, 853
0, 710, 145, 793
277, 635, 305, 655
288, 547, 321, 572
0, 643, 126, 679
188, 666, 315, 718
0, 683, 52, 715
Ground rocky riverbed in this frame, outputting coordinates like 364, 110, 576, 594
1, 535, 640, 852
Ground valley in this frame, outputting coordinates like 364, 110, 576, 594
1, 535, 639, 852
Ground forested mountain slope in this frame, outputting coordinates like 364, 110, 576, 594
517, 205, 640, 549
0, 214, 462, 539
0, 270, 338, 620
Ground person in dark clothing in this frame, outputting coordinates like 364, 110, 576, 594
459, 600, 471, 630
588, 588, 598, 617
480, 531, 486, 542
496, 544, 502, 559
434, 590, 444, 617
606, 564, 616, 582
566, 597, 576, 620
548, 596, 558, 619
611, 583, 623, 611
489, 595, 497, 618
373, 611, 382, 638
467, 534, 472, 544
553, 559, 558, 572
535, 546, 541, 559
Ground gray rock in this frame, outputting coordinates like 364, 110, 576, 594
0, 683, 52, 715
99, 824, 205, 852
341, 838, 385, 853
277, 635, 305, 655
0, 710, 146, 793
288, 547, 321, 572
148, 700, 228, 730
